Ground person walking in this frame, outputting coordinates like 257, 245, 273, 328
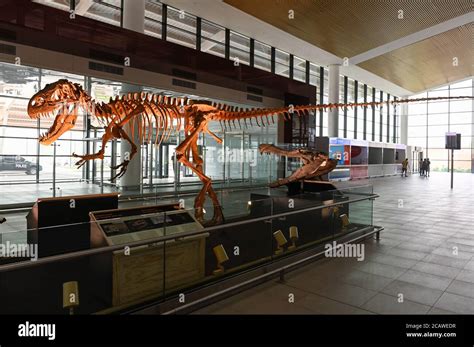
401, 158, 409, 177
421, 159, 428, 177
419, 158, 424, 176
425, 158, 431, 177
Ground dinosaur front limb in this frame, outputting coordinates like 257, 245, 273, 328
72, 151, 105, 169
71, 129, 113, 168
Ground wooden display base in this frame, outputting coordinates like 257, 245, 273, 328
112, 234, 207, 307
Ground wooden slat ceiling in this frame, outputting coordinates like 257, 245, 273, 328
359, 23, 473, 92
224, 0, 473, 92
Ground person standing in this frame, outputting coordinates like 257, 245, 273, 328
401, 158, 409, 177
421, 159, 428, 177
426, 158, 431, 177
419, 158, 424, 176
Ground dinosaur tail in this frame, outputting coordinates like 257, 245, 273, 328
209, 95, 473, 131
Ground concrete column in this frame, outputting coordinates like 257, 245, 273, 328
119, 0, 145, 190
400, 103, 408, 145
328, 64, 340, 138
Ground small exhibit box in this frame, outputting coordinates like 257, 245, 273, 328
445, 132, 461, 150
90, 204, 208, 307
26, 193, 119, 257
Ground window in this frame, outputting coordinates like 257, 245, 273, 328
407, 79, 473, 172
254, 40, 271, 72
166, 6, 197, 49
145, 0, 163, 38
229, 31, 250, 66
309, 63, 320, 88
200, 19, 226, 58
274, 49, 290, 78
293, 56, 306, 82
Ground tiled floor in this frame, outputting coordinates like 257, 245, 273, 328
193, 172, 474, 315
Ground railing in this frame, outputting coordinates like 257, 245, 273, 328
0, 184, 378, 314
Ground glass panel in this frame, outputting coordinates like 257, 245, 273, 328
275, 49, 290, 77
145, 0, 163, 38
167, 6, 197, 49
293, 56, 306, 82
254, 40, 271, 72
201, 19, 225, 58
230, 31, 250, 66
84, 0, 122, 27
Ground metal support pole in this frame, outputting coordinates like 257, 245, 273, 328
451, 148, 454, 189
149, 143, 154, 187
100, 158, 104, 194
52, 143, 57, 197
241, 131, 244, 182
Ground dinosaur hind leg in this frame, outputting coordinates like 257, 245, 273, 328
110, 127, 138, 179
191, 140, 223, 225
175, 123, 223, 225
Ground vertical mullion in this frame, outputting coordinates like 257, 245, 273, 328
162, 4, 167, 40
372, 87, 376, 141
196, 17, 201, 51
387, 93, 390, 143
426, 98, 429, 157
343, 76, 348, 138
249, 38, 255, 67
363, 84, 367, 140
379, 91, 383, 142
271, 47, 275, 74
319, 66, 324, 137
354, 80, 358, 139
225, 28, 230, 60
289, 54, 294, 79
305, 60, 310, 84
393, 97, 397, 143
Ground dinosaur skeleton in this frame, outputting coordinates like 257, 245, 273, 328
27, 79, 473, 225
259, 144, 338, 187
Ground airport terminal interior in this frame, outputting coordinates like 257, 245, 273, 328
0, 0, 472, 316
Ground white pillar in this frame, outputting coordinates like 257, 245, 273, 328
400, 103, 408, 145
328, 64, 340, 138
119, 0, 145, 190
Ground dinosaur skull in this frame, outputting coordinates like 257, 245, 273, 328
27, 79, 82, 145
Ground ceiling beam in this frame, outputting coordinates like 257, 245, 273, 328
350, 12, 474, 65
75, 0, 94, 16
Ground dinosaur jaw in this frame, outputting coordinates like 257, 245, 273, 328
35, 105, 78, 145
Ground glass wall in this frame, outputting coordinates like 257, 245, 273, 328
407, 79, 473, 172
